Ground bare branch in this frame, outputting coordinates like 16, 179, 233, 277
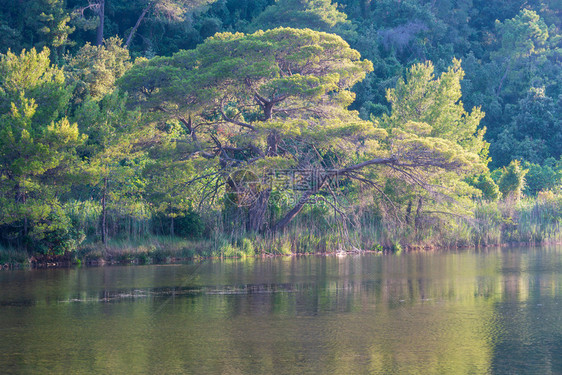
219, 99, 256, 130
337, 156, 398, 175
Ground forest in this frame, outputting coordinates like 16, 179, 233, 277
0, 0, 561, 261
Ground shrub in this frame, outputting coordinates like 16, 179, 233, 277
241, 238, 255, 257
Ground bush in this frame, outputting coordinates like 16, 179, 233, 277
175, 210, 204, 238
241, 238, 255, 257
498, 160, 528, 200
153, 209, 204, 238
33, 206, 85, 255
221, 243, 239, 257
277, 239, 292, 255
470, 172, 501, 201
523, 159, 562, 196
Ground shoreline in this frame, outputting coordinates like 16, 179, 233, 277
2, 239, 561, 271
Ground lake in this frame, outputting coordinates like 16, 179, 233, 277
1, 246, 561, 374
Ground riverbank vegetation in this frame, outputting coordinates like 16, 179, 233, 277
1, 1, 561, 265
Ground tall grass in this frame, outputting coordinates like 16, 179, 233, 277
4, 193, 562, 265
241, 193, 562, 253
471, 193, 562, 246
0, 244, 29, 266
77, 235, 217, 263
64, 200, 102, 239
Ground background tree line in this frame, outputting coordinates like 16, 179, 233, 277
0, 0, 561, 255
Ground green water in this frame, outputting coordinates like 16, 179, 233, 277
1, 246, 562, 374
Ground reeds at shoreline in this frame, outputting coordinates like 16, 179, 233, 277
1, 193, 561, 267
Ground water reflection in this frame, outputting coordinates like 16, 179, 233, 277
0, 246, 561, 374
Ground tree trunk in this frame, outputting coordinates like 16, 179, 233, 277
247, 189, 271, 232
272, 190, 314, 232
170, 216, 175, 237
264, 102, 274, 120
101, 177, 108, 244
414, 196, 423, 233
271, 158, 396, 232
405, 199, 412, 225
125, 5, 151, 48
96, 0, 105, 46
267, 131, 279, 156
125, 218, 128, 240
22, 186, 28, 253
496, 60, 512, 96
21, 187, 27, 236
361, 0, 370, 17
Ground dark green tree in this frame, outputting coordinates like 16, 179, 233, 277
123, 0, 217, 49
523, 158, 562, 196
248, 0, 354, 38
26, 0, 75, 58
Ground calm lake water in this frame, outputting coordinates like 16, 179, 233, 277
1, 246, 562, 374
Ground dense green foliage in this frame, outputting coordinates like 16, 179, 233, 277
0, 0, 561, 256
0, 48, 84, 253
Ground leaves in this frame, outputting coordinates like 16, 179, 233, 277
0, 49, 85, 251
65, 37, 132, 101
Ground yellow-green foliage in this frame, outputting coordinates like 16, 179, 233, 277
274, 239, 292, 255
66, 37, 131, 101
241, 238, 255, 256
221, 243, 239, 258
498, 160, 528, 200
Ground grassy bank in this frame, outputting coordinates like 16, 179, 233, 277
0, 245, 31, 268
1, 194, 561, 268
